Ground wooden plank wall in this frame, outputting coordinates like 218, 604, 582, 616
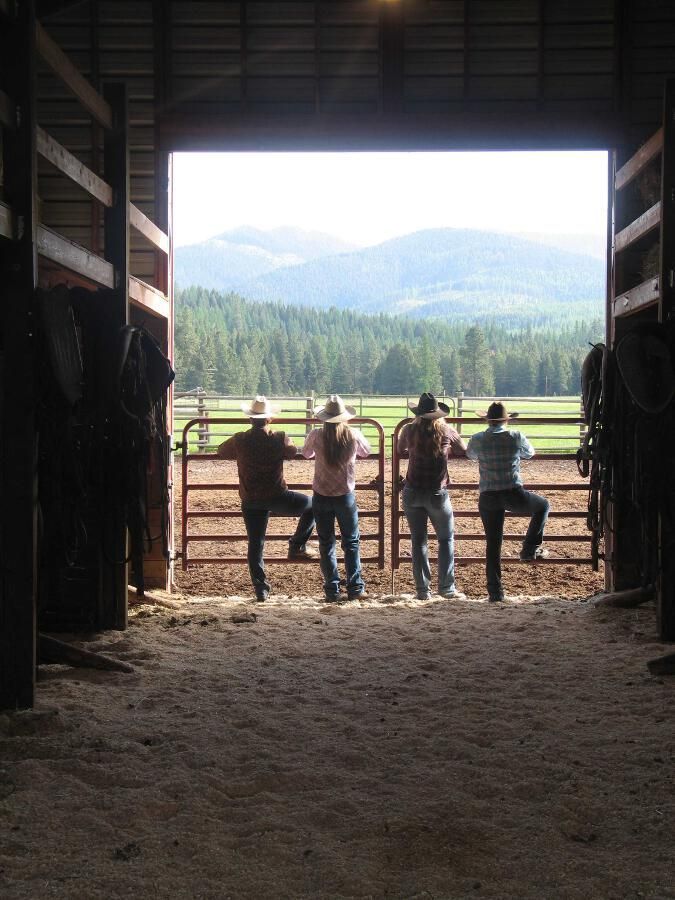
35, 1, 675, 204
37, 1, 157, 287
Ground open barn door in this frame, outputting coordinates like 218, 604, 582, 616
608, 78, 675, 640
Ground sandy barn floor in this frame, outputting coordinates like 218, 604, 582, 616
1, 590, 674, 899
1, 460, 674, 899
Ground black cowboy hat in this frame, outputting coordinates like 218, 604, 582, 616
408, 392, 450, 419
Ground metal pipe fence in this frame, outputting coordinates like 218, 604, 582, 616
178, 413, 597, 581
174, 392, 583, 454
391, 416, 598, 574
180, 417, 386, 571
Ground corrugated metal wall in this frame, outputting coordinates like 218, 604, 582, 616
35, 0, 675, 273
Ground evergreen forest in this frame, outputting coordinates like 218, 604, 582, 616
175, 286, 603, 397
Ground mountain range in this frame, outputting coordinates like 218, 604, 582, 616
175, 225, 604, 327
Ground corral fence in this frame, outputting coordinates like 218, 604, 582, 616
178, 409, 597, 580
180, 417, 386, 571
174, 391, 584, 454
392, 417, 598, 586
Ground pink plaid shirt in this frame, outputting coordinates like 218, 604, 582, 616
302, 428, 371, 496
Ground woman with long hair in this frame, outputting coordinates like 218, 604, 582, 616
398, 392, 467, 600
302, 395, 371, 601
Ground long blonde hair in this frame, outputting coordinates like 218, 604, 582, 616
323, 422, 355, 466
408, 417, 445, 457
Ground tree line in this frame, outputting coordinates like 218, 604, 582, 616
175, 286, 603, 397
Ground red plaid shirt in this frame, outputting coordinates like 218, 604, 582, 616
398, 422, 466, 490
302, 427, 371, 495
217, 427, 297, 501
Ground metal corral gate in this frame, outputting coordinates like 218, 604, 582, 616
392, 417, 599, 573
181, 418, 386, 569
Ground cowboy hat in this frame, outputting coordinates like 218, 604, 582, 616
408, 392, 450, 419
241, 395, 280, 418
314, 394, 357, 423
477, 401, 519, 422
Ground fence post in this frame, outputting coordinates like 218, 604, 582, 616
305, 392, 314, 434
457, 391, 464, 435
197, 388, 209, 453
359, 394, 363, 417
579, 394, 586, 449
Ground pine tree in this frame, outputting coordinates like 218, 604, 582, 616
461, 326, 494, 395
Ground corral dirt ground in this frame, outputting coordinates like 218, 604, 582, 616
1, 460, 674, 899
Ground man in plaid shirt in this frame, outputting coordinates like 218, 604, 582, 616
466, 401, 549, 602
218, 395, 316, 601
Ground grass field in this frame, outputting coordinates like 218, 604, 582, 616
174, 395, 584, 455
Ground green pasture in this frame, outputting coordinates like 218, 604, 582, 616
174, 395, 584, 456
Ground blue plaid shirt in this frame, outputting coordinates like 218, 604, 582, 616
466, 425, 535, 492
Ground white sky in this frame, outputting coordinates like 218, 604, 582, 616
173, 150, 608, 249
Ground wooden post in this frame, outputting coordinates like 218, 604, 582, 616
101, 82, 129, 631
305, 392, 314, 434
0, 0, 39, 709
457, 391, 464, 435
197, 389, 209, 452
657, 77, 675, 640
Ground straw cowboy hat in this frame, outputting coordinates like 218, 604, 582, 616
408, 392, 450, 419
241, 395, 280, 418
477, 401, 519, 422
314, 394, 357, 423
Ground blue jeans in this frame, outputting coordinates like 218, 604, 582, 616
242, 491, 314, 596
312, 491, 364, 598
478, 487, 550, 599
402, 485, 456, 598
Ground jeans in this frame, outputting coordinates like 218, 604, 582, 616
242, 490, 315, 596
402, 485, 456, 598
478, 486, 550, 599
312, 491, 364, 598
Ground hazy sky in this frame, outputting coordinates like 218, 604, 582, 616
173, 151, 608, 249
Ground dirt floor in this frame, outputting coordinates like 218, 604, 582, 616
174, 457, 603, 601
1, 460, 674, 899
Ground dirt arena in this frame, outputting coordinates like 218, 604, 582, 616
1, 460, 674, 899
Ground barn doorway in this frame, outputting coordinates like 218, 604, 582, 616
169, 149, 608, 602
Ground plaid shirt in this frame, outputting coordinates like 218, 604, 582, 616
466, 425, 535, 492
397, 422, 466, 490
217, 427, 297, 501
302, 427, 371, 496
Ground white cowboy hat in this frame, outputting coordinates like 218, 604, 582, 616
477, 401, 519, 422
408, 392, 450, 419
241, 395, 280, 418
313, 394, 357, 423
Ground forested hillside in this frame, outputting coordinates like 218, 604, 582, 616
176, 227, 604, 328
175, 286, 602, 397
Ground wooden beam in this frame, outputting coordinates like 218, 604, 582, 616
612, 277, 660, 318
36, 225, 114, 287
657, 78, 675, 641
129, 203, 169, 254
129, 275, 169, 318
592, 586, 654, 608
647, 652, 675, 676
0, 202, 14, 240
0, 87, 14, 130
35, 22, 113, 130
614, 201, 661, 254
615, 128, 663, 192
38, 634, 134, 673
37, 126, 113, 207
102, 82, 130, 630
0, 0, 39, 710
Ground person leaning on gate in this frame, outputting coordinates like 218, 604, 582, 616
217, 395, 316, 602
466, 401, 550, 603
397, 392, 467, 601
301, 394, 371, 602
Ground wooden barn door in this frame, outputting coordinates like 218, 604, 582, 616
608, 78, 675, 640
